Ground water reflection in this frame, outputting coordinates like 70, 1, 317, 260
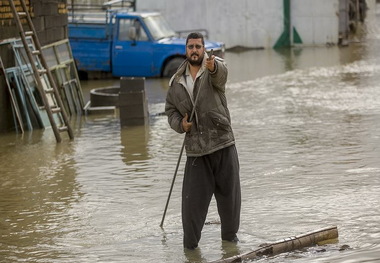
120, 125, 150, 164
0, 131, 81, 262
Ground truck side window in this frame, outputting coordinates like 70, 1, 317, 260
119, 19, 148, 41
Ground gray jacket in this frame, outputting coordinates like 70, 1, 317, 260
165, 54, 235, 157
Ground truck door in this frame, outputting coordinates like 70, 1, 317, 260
112, 18, 153, 77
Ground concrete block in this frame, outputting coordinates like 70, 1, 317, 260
44, 27, 65, 44
41, 3, 58, 16
32, 16, 45, 31
0, 26, 18, 39
45, 14, 67, 28
118, 91, 146, 106
120, 77, 145, 92
36, 30, 47, 46
32, 2, 43, 17
119, 104, 148, 119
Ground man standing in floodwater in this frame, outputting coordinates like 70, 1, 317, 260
165, 32, 241, 249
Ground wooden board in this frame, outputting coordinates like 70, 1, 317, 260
210, 226, 338, 263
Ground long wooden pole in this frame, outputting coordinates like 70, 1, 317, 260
210, 226, 339, 263
159, 70, 203, 228
160, 50, 214, 228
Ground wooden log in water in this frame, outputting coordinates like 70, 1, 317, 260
210, 226, 338, 263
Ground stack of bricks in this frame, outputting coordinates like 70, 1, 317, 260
0, 0, 68, 46
0, 0, 31, 40
0, 0, 68, 132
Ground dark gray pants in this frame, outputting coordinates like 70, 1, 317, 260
182, 145, 241, 249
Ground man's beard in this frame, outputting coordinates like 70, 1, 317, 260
187, 52, 204, 66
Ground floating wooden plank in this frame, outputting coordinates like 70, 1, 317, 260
210, 226, 338, 263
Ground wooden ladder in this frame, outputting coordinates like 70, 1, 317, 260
9, 0, 74, 142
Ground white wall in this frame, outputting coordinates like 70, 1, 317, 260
136, 0, 283, 49
135, 0, 376, 48
292, 0, 339, 46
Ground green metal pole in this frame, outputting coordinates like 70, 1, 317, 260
274, 0, 291, 48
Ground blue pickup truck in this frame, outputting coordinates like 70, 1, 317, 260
68, 10, 225, 78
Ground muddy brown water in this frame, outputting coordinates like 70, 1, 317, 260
1, 6, 380, 263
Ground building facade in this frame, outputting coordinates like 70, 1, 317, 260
135, 0, 374, 49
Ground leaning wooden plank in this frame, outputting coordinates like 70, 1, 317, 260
210, 226, 338, 263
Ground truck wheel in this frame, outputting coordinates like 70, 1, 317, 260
163, 57, 184, 78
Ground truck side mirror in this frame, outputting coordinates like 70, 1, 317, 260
128, 26, 137, 41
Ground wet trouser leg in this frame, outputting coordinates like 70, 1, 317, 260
215, 145, 241, 241
182, 145, 241, 249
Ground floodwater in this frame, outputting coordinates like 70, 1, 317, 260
1, 7, 380, 263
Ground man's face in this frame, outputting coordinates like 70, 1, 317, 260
186, 38, 204, 66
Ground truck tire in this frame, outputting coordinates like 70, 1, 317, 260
163, 57, 184, 78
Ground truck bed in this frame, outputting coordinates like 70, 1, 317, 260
68, 23, 112, 72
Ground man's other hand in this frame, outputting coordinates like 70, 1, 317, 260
182, 113, 192, 132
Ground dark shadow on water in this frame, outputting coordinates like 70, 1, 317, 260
184, 247, 207, 263
221, 240, 241, 260
183, 241, 241, 263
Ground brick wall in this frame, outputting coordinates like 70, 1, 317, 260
0, 0, 68, 45
0, 0, 68, 132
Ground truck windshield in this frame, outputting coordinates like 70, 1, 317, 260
143, 15, 176, 40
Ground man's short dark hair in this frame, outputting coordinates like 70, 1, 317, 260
186, 32, 205, 45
